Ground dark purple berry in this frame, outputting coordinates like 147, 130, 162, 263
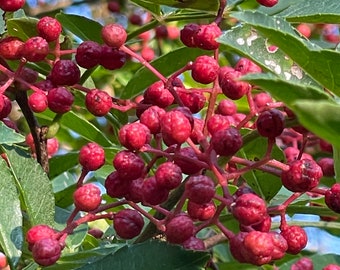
165, 214, 194, 244
47, 87, 74, 114
185, 175, 215, 204
155, 162, 182, 190
211, 127, 243, 156
114, 209, 144, 239
100, 45, 127, 70
76, 41, 102, 69
50, 60, 80, 86
113, 150, 145, 181
256, 109, 285, 138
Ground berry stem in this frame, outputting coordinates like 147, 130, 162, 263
215, 0, 227, 26
215, 220, 235, 239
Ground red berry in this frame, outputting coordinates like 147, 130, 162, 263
37, 16, 62, 42
79, 142, 105, 171
155, 162, 182, 190
28, 92, 48, 113
280, 225, 307, 254
141, 46, 155, 62
165, 214, 194, 244
323, 265, 340, 270
320, 139, 333, 153
253, 92, 273, 110
317, 157, 335, 177
177, 89, 206, 114
101, 23, 127, 48
180, 23, 200, 47
187, 200, 216, 221
143, 81, 174, 108
113, 150, 145, 181
129, 13, 143, 26
88, 228, 104, 239
114, 209, 144, 239
85, 89, 113, 116
251, 214, 272, 232
296, 24, 312, 38
283, 146, 312, 163
73, 184, 101, 212
219, 68, 250, 100
32, 238, 61, 266
99, 45, 127, 70
269, 232, 288, 260
291, 257, 314, 270
182, 236, 205, 251
191, 55, 219, 84
207, 114, 230, 135
0, 36, 24, 60
0, 0, 25, 12
0, 94, 12, 119
256, 0, 278, 7
26, 225, 57, 251
167, 25, 180, 40
185, 175, 215, 204
107, 1, 120, 13
160, 110, 192, 146
47, 137, 59, 157
20, 36, 49, 62
281, 159, 323, 192
193, 23, 221, 50
50, 60, 80, 86
139, 105, 166, 134
76, 41, 102, 69
105, 171, 131, 198
0, 252, 7, 268
118, 122, 151, 150
174, 147, 202, 175
190, 117, 204, 144
235, 58, 262, 75
155, 25, 168, 39
211, 127, 243, 156
215, 99, 237, 116
142, 176, 169, 205
231, 193, 267, 226
325, 183, 340, 213
16, 67, 39, 91
256, 109, 285, 138
47, 87, 74, 114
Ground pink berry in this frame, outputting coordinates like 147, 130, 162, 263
76, 41, 102, 69
118, 122, 151, 150
143, 81, 174, 108
160, 109, 192, 146
256, 109, 285, 138
79, 142, 105, 171
251, 214, 272, 232
47, 137, 59, 157
191, 55, 219, 84
32, 238, 61, 266
101, 23, 127, 48
296, 24, 312, 38
180, 23, 200, 47
177, 89, 206, 113
20, 36, 49, 62
211, 127, 243, 156
317, 157, 335, 177
215, 99, 237, 116
325, 183, 340, 213
185, 175, 215, 204
113, 150, 145, 181
142, 176, 169, 205
165, 214, 194, 244
139, 105, 166, 134
85, 89, 113, 116
280, 225, 307, 254
28, 92, 48, 113
187, 200, 216, 221
291, 257, 314, 270
190, 117, 204, 144
323, 265, 340, 270
73, 184, 102, 212
281, 159, 323, 192
141, 46, 155, 62
99, 45, 127, 70
256, 0, 278, 7
155, 162, 182, 190
231, 193, 267, 226
320, 139, 333, 153
0, 94, 12, 119
269, 232, 288, 260
37, 16, 62, 42
219, 68, 251, 100
50, 60, 80, 86
193, 23, 221, 50
105, 171, 131, 198
0, 0, 25, 12
114, 209, 144, 239
207, 114, 230, 135
235, 58, 262, 75
283, 147, 313, 163
182, 236, 205, 251
0, 36, 24, 60
0, 252, 7, 268
47, 87, 74, 114
26, 225, 57, 251
253, 92, 273, 110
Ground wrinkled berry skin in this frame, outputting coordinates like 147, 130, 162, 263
281, 159, 323, 192
185, 175, 215, 204
37, 16, 62, 42
105, 171, 130, 198
143, 81, 174, 108
165, 214, 194, 244
215, 99, 237, 116
79, 142, 105, 171
0, 94, 12, 119
0, 0, 25, 12
231, 193, 267, 226
180, 23, 200, 47
76, 41, 102, 69
73, 183, 102, 212
0, 36, 24, 60
323, 264, 340, 270
219, 68, 250, 100
142, 176, 169, 205
187, 200, 216, 221
191, 55, 219, 84
113, 150, 144, 181
235, 58, 262, 75
325, 183, 340, 213
211, 127, 243, 156
20, 37, 49, 62
139, 105, 166, 134
317, 157, 335, 177
182, 236, 205, 251
47, 87, 74, 114
256, 0, 278, 7
155, 162, 182, 190
194, 23, 221, 50
32, 238, 61, 266
26, 225, 57, 251
50, 60, 80, 86
118, 122, 151, 150
101, 23, 127, 48
256, 109, 285, 138
177, 89, 206, 114
114, 209, 144, 239
291, 257, 314, 270
85, 89, 113, 116
280, 226, 307, 254
174, 147, 202, 175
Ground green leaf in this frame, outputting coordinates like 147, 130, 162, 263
333, 147, 340, 183
230, 11, 340, 95
278, 0, 340, 23
7, 17, 38, 40
49, 152, 79, 179
122, 47, 207, 99
280, 253, 340, 269
0, 121, 25, 145
134, 0, 218, 12
130, 0, 161, 16
3, 146, 55, 226
218, 24, 319, 87
292, 100, 340, 149
240, 73, 333, 108
53, 172, 77, 208
79, 240, 210, 270
238, 135, 283, 201
0, 158, 23, 268
56, 13, 103, 43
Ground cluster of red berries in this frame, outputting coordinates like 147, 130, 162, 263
1, 0, 339, 268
